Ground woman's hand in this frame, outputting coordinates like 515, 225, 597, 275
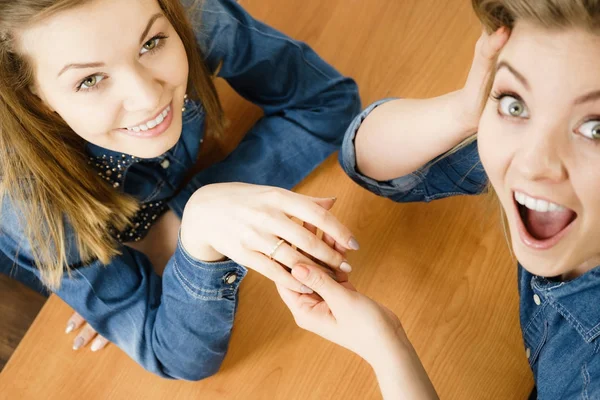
65, 312, 110, 352
277, 264, 405, 365
180, 183, 358, 293
458, 26, 511, 131
277, 264, 439, 400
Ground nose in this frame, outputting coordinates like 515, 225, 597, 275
122, 65, 162, 113
514, 123, 568, 183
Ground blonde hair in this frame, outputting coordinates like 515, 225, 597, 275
0, 0, 223, 289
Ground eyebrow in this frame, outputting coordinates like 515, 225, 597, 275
574, 90, 600, 105
57, 13, 164, 77
496, 61, 530, 90
497, 60, 600, 106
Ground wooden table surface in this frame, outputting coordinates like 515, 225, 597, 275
0, 0, 534, 399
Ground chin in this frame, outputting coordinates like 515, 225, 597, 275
511, 240, 573, 279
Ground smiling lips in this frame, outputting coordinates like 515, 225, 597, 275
514, 191, 577, 250
119, 102, 173, 138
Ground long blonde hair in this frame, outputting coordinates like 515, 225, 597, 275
0, 0, 223, 289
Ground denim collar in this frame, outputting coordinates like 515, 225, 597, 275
86, 141, 171, 163
531, 265, 600, 343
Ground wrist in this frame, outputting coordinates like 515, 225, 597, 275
180, 206, 225, 263
453, 88, 482, 138
369, 336, 438, 400
367, 331, 414, 371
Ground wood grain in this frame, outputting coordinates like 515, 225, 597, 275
0, 275, 45, 372
0, 0, 534, 398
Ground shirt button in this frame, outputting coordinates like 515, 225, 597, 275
533, 294, 542, 306
160, 159, 170, 169
223, 272, 238, 285
526, 348, 531, 359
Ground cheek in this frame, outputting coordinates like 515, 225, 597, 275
156, 37, 189, 86
572, 165, 600, 224
49, 94, 119, 141
35, 79, 118, 140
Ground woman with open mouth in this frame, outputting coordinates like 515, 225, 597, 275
279, 0, 600, 398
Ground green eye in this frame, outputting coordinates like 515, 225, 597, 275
77, 75, 105, 91
143, 38, 157, 51
577, 120, 600, 140
508, 102, 524, 116
83, 76, 97, 87
498, 95, 529, 118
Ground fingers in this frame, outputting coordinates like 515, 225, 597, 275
300, 222, 349, 282
304, 222, 347, 257
239, 250, 313, 294
65, 312, 86, 334
65, 313, 109, 352
467, 27, 510, 90
478, 26, 510, 60
279, 193, 360, 252
291, 264, 350, 311
72, 323, 98, 351
90, 335, 110, 352
309, 196, 337, 211
269, 217, 352, 272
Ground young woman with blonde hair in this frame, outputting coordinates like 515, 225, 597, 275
280, 0, 600, 398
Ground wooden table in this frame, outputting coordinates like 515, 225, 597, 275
0, 0, 534, 398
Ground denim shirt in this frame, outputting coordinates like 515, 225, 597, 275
0, 0, 360, 381
340, 99, 600, 399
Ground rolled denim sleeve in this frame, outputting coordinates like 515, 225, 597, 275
0, 202, 246, 381
339, 99, 488, 203
181, 0, 361, 188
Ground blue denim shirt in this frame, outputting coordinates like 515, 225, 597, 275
0, 0, 360, 381
340, 99, 600, 399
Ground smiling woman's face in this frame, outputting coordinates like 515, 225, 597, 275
478, 22, 600, 279
17, 0, 189, 158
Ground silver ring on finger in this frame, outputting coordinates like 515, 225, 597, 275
268, 239, 286, 260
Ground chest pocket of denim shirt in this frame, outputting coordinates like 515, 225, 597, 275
522, 306, 549, 371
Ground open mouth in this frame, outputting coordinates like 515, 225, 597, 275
513, 191, 577, 249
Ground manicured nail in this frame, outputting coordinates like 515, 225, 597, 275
91, 339, 103, 352
301, 285, 314, 294
73, 337, 84, 351
65, 322, 75, 334
340, 262, 352, 273
348, 237, 360, 250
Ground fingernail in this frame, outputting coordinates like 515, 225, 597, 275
73, 337, 84, 351
348, 237, 360, 250
301, 285, 314, 294
65, 322, 75, 334
340, 261, 352, 273
91, 339, 103, 352
292, 265, 309, 279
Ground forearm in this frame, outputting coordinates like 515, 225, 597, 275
370, 338, 439, 400
355, 90, 476, 181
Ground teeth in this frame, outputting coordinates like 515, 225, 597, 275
125, 105, 170, 132
514, 191, 565, 213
